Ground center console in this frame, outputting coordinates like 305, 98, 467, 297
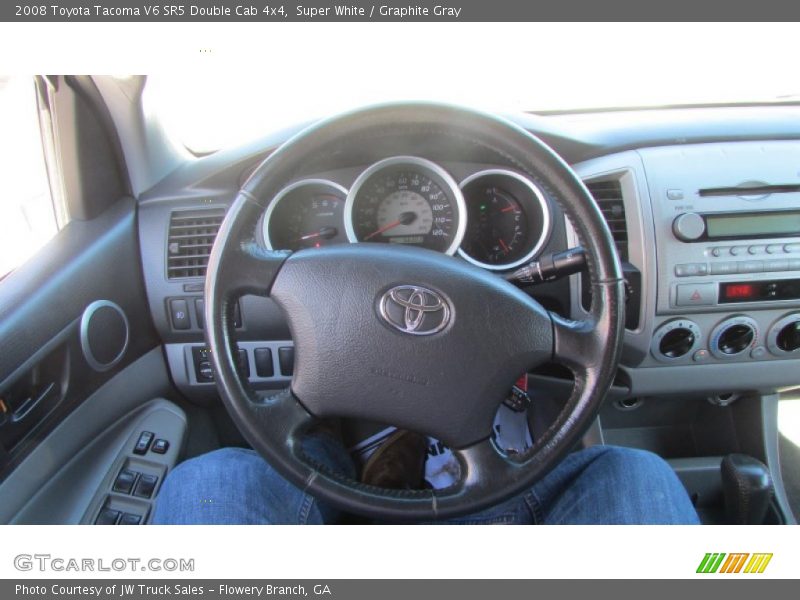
571, 141, 800, 525
646, 141, 800, 366
574, 140, 800, 375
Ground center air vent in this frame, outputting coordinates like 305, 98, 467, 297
585, 180, 628, 261
167, 208, 225, 279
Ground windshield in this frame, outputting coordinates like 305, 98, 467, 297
146, 24, 798, 154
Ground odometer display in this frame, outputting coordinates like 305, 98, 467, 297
345, 157, 466, 255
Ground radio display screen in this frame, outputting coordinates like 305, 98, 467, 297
706, 211, 800, 239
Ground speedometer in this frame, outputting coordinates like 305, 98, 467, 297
345, 156, 466, 255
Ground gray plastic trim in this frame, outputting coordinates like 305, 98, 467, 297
571, 152, 656, 367
762, 393, 797, 524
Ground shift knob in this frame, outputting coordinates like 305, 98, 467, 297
721, 454, 773, 525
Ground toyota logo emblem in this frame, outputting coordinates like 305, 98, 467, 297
379, 285, 451, 335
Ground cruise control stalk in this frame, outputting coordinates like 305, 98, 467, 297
504, 246, 587, 284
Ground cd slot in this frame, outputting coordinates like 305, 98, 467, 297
699, 184, 800, 197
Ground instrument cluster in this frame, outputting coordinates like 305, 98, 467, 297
262, 156, 553, 271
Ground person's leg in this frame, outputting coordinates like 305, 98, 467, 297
152, 432, 354, 524
439, 445, 699, 525
526, 445, 700, 524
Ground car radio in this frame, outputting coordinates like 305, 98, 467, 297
635, 141, 800, 365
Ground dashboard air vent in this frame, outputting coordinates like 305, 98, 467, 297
166, 208, 226, 279
585, 180, 628, 261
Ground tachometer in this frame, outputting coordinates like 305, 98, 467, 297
345, 156, 466, 255
263, 179, 348, 251
458, 170, 552, 270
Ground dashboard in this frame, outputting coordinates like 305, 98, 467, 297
135, 106, 800, 402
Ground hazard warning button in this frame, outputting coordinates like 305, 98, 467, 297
676, 283, 717, 306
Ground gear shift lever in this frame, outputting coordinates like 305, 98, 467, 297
721, 454, 774, 525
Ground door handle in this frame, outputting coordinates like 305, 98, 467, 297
11, 382, 57, 423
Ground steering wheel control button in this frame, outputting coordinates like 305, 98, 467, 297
133, 474, 159, 499
675, 263, 708, 277
254, 348, 274, 377
151, 439, 169, 454
95, 508, 121, 525
112, 469, 138, 494
278, 347, 295, 376
710, 316, 759, 359
168, 298, 191, 330
651, 319, 701, 362
133, 431, 154, 455
672, 212, 705, 241
675, 283, 716, 306
379, 285, 451, 335
119, 513, 142, 525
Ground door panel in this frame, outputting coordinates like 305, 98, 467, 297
0, 197, 161, 483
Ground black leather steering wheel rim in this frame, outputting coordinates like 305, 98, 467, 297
204, 103, 625, 521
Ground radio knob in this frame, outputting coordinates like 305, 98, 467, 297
672, 213, 706, 242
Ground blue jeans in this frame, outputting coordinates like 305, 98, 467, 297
152, 441, 699, 525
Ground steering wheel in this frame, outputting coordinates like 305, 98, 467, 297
204, 103, 625, 521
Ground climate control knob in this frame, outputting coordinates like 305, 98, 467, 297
672, 212, 706, 242
767, 313, 800, 355
710, 316, 759, 359
651, 319, 701, 362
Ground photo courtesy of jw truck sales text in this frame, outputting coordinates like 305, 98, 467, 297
15, 584, 333, 597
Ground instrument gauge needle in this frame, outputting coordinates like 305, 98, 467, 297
364, 211, 417, 240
